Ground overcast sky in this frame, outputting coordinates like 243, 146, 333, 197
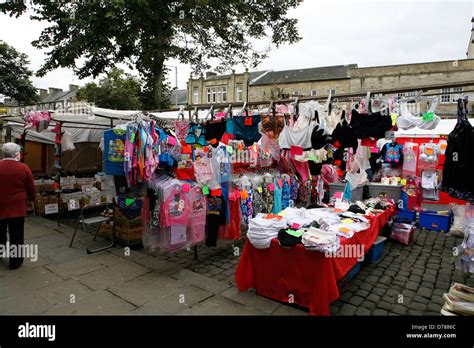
1, 0, 473, 91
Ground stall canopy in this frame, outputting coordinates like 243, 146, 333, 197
4, 106, 213, 145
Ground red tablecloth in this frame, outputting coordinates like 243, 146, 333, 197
235, 206, 395, 315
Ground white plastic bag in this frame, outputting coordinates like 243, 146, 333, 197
449, 204, 465, 237
61, 130, 76, 152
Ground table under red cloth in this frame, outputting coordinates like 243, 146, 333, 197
235, 206, 395, 315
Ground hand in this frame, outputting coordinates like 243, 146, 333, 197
27, 202, 34, 212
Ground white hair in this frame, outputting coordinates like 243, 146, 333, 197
2, 142, 21, 159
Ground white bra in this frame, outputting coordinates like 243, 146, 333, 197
278, 119, 315, 150
396, 98, 441, 130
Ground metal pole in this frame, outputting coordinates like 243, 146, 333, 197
175, 66, 178, 106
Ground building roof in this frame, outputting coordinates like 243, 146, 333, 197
40, 89, 77, 104
250, 64, 358, 86
205, 70, 269, 81
170, 89, 188, 105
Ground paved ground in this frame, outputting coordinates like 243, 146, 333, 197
0, 214, 473, 315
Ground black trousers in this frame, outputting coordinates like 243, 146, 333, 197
0, 217, 25, 266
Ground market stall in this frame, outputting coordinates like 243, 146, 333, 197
235, 205, 395, 315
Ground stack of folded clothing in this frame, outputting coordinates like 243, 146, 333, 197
278, 228, 303, 248
441, 283, 474, 316
278, 207, 314, 227
301, 227, 340, 254
247, 213, 288, 249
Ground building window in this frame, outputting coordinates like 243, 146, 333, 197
292, 91, 300, 97
193, 88, 199, 104
206, 86, 227, 103
221, 87, 227, 102
451, 87, 463, 103
236, 85, 243, 102
310, 90, 318, 97
441, 87, 463, 103
329, 89, 336, 96
397, 91, 417, 98
206, 88, 213, 103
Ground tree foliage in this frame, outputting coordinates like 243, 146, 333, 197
76, 68, 143, 110
1, 0, 301, 109
0, 40, 39, 105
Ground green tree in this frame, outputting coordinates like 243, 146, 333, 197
76, 68, 143, 110
1, 0, 301, 109
0, 41, 38, 105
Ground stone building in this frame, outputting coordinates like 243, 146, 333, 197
248, 64, 357, 101
187, 70, 270, 105
348, 59, 473, 116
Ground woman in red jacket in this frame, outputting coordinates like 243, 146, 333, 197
0, 142, 35, 270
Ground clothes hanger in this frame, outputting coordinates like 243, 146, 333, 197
205, 105, 215, 122
191, 106, 199, 123
225, 104, 233, 119
177, 106, 185, 121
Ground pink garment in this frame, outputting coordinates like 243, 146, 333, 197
24, 111, 51, 132
194, 148, 214, 185
144, 122, 159, 181
162, 187, 191, 226
321, 164, 339, 190
290, 153, 310, 182
174, 119, 190, 142
187, 186, 208, 243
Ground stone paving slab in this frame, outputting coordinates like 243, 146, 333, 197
42, 290, 136, 315
220, 287, 281, 314
36, 279, 94, 306
127, 285, 214, 315
107, 272, 191, 307
77, 261, 151, 291
109, 247, 149, 261
44, 257, 105, 279
131, 255, 182, 275
170, 269, 231, 294
178, 295, 262, 315
0, 266, 64, 301
272, 305, 308, 315
0, 291, 54, 315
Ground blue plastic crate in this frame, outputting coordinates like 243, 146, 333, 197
419, 211, 452, 232
346, 261, 361, 282
396, 209, 417, 222
366, 236, 387, 264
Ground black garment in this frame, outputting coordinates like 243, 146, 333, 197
348, 204, 366, 214
350, 109, 393, 139
331, 117, 358, 151
277, 229, 302, 247
308, 161, 322, 176
205, 194, 226, 247
0, 217, 25, 267
205, 119, 226, 147
311, 125, 331, 150
233, 114, 262, 146
441, 97, 474, 202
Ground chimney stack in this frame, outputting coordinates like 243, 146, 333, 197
38, 88, 48, 99
48, 87, 63, 95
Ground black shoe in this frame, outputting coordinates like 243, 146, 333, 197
9, 263, 23, 270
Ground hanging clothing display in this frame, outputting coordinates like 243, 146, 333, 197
104, 128, 126, 176
441, 97, 474, 202
396, 98, 441, 130
350, 109, 393, 140
233, 112, 262, 146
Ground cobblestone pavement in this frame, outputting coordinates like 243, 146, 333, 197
0, 214, 473, 316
